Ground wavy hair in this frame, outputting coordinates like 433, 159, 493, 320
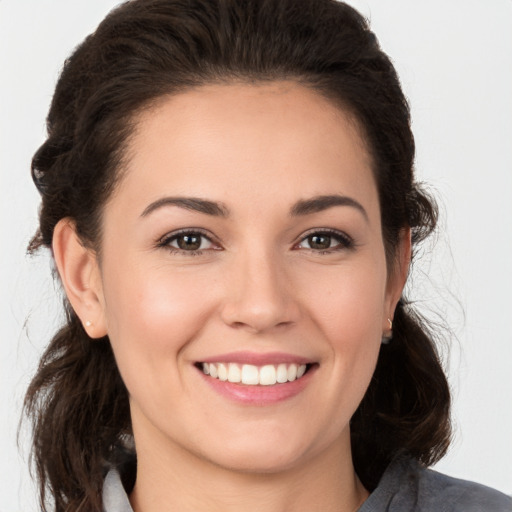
24, 0, 451, 510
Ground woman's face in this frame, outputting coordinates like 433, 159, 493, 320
93, 82, 405, 473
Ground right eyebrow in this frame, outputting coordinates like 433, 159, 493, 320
140, 197, 230, 218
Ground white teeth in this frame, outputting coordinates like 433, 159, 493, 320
218, 363, 228, 381
287, 364, 298, 381
276, 363, 288, 383
241, 364, 259, 385
201, 362, 310, 386
227, 363, 241, 383
259, 365, 277, 386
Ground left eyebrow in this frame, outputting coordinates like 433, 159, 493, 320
290, 194, 368, 221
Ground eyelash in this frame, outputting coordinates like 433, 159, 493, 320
294, 228, 355, 254
157, 228, 354, 256
157, 228, 219, 256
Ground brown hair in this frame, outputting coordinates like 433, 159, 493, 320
24, 0, 451, 510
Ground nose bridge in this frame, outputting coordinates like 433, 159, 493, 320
220, 242, 298, 332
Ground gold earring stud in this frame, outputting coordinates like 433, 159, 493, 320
382, 318, 393, 345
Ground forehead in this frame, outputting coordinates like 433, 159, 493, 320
111, 81, 378, 219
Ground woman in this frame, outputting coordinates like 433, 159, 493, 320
22, 0, 511, 511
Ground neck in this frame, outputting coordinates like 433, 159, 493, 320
129, 427, 369, 512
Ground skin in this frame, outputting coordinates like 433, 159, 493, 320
53, 82, 410, 512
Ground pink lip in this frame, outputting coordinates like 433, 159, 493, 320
199, 351, 312, 365
197, 363, 318, 406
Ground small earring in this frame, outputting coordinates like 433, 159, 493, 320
85, 320, 92, 328
382, 318, 393, 345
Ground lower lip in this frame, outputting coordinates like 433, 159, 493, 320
198, 365, 317, 405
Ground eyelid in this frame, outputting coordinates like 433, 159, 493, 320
157, 228, 222, 251
294, 228, 355, 251
156, 227, 354, 254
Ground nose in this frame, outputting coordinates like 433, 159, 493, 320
220, 247, 300, 333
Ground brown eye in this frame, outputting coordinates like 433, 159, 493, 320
160, 231, 216, 253
296, 230, 353, 252
308, 234, 332, 250
176, 234, 202, 251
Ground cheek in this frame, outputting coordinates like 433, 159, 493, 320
298, 261, 387, 345
298, 259, 386, 398
102, 261, 219, 358
100, 261, 222, 421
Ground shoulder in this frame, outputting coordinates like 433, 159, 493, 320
413, 462, 511, 511
359, 457, 511, 512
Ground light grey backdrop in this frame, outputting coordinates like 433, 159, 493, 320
1, 1, 511, 509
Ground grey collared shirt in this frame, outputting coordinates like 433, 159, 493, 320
102, 457, 511, 512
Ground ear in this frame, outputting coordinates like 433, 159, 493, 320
384, 227, 412, 328
52, 218, 108, 339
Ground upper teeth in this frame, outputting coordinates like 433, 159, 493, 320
202, 362, 307, 386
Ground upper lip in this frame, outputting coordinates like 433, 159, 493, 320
198, 351, 313, 365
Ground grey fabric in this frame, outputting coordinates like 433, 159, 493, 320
357, 458, 511, 512
102, 456, 511, 512
103, 469, 134, 512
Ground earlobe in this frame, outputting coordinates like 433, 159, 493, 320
52, 219, 108, 339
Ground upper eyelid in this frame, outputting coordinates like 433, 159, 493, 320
157, 230, 221, 255
294, 229, 356, 253
156, 227, 353, 249
158, 227, 218, 245
296, 227, 353, 242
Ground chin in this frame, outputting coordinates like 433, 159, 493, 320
192, 431, 323, 475
207, 449, 305, 475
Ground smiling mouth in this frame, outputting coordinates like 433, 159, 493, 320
196, 362, 314, 386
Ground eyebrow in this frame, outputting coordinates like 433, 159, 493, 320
290, 194, 368, 221
140, 194, 367, 221
141, 197, 230, 218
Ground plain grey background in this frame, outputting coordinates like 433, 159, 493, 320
1, 1, 511, 509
